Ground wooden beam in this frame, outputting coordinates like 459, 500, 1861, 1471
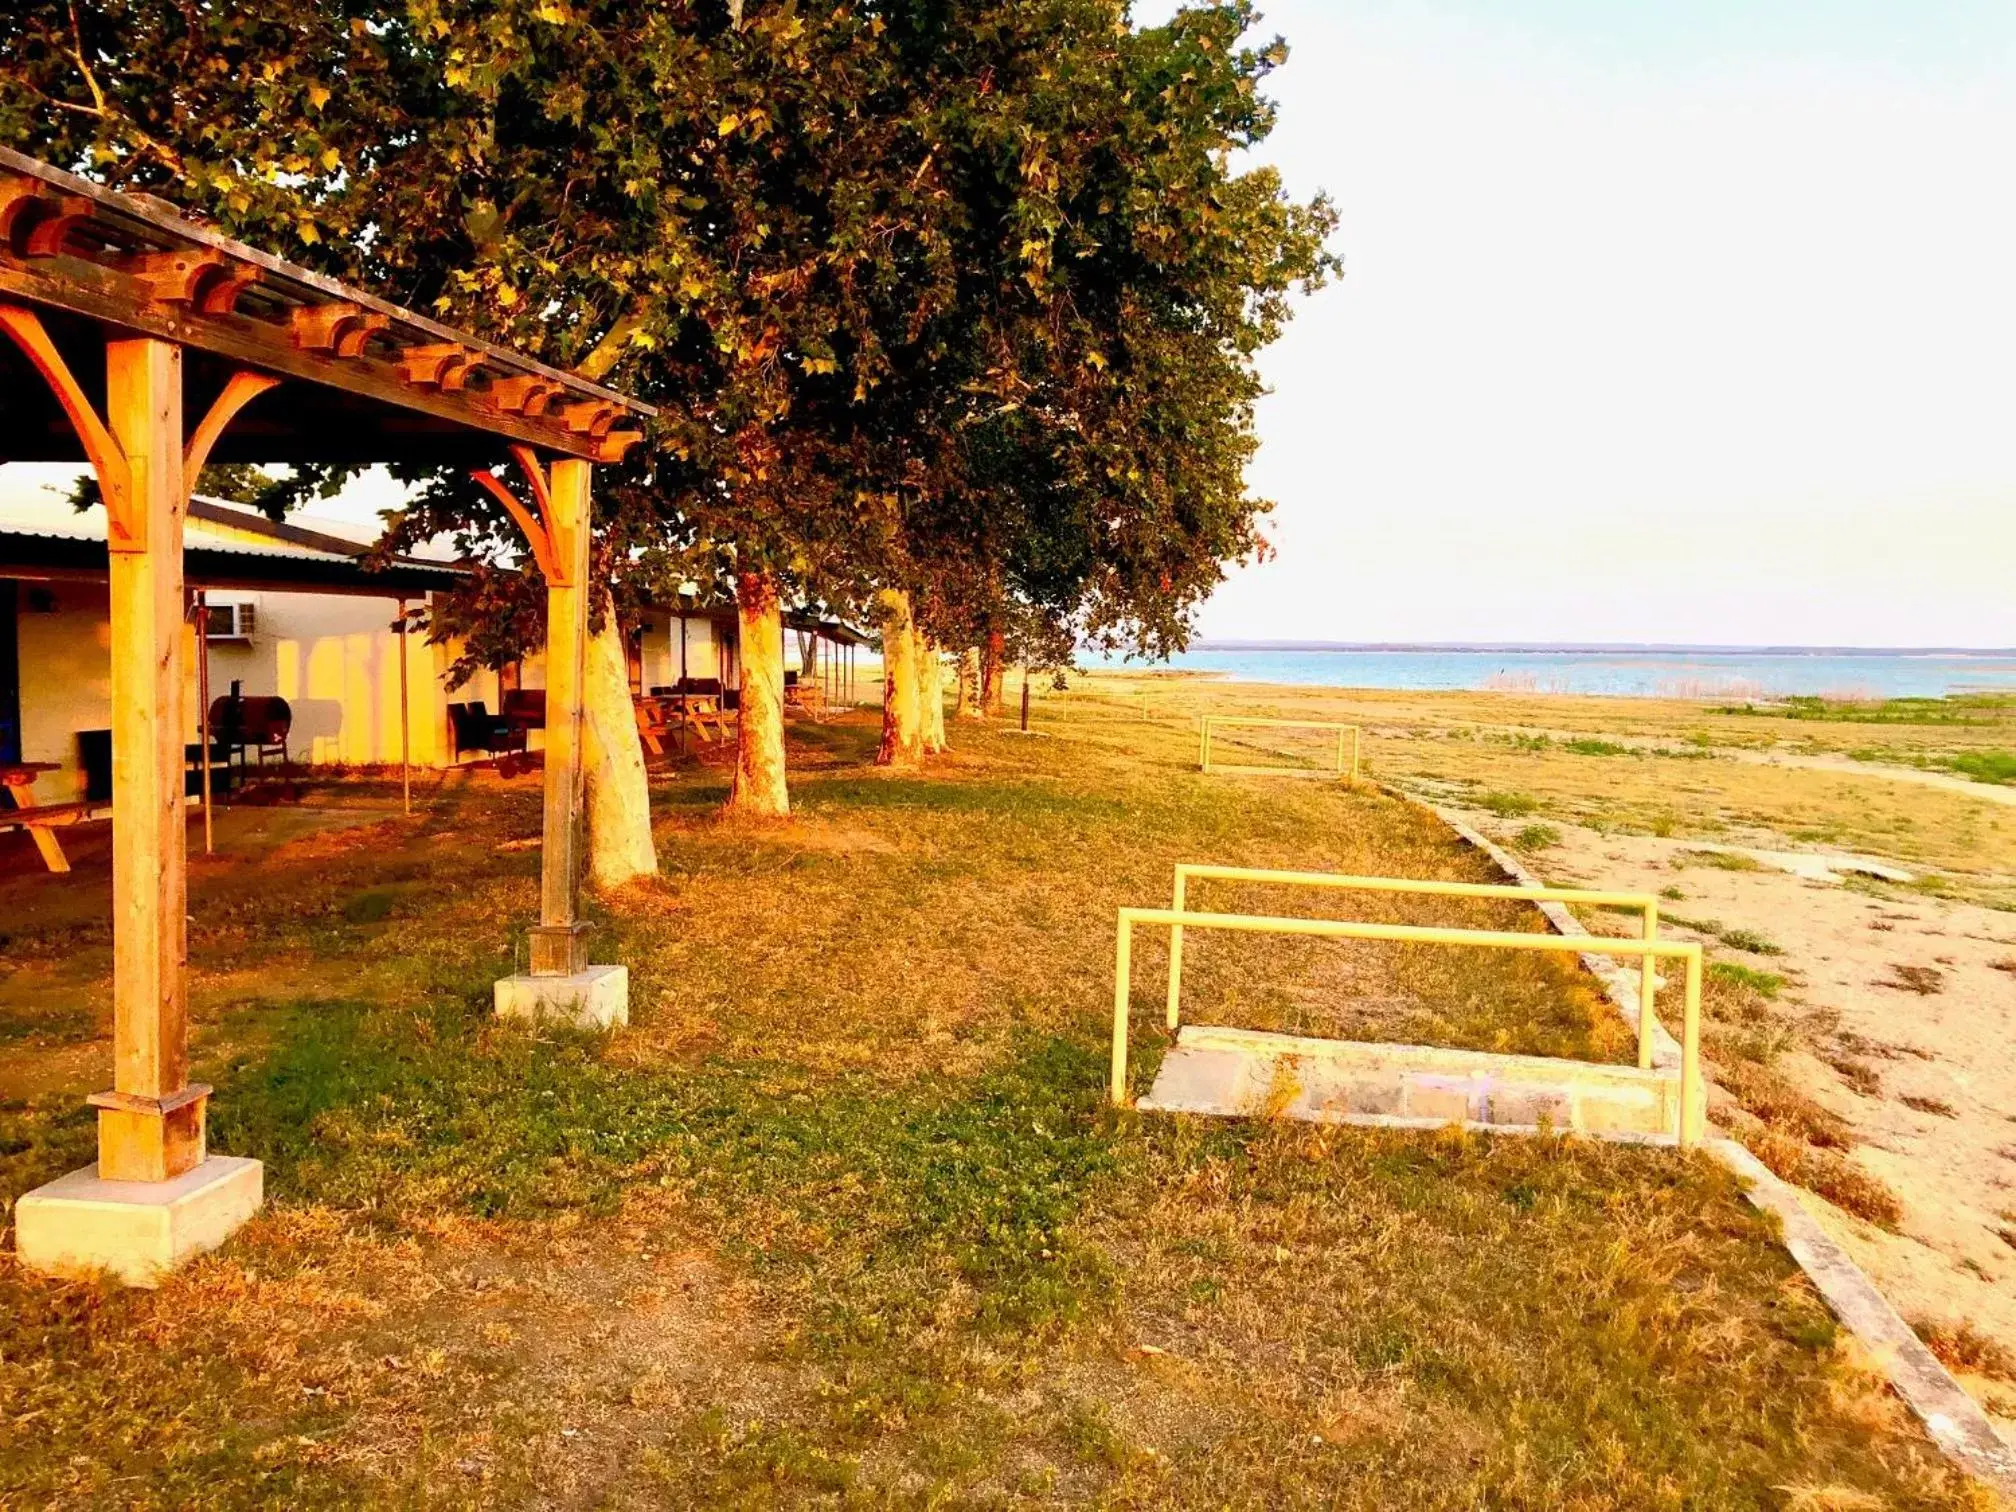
0, 260, 637, 462
93, 335, 207, 1183
528, 457, 593, 976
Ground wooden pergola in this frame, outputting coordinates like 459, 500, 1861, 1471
0, 147, 653, 1284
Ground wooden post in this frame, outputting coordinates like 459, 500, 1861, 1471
529, 458, 592, 977
87, 337, 207, 1183
195, 588, 213, 855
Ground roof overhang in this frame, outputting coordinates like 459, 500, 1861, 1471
0, 527, 464, 598
0, 148, 653, 467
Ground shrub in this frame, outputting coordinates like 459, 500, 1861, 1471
1946, 750, 2016, 786
1477, 791, 1539, 818
1709, 962, 1784, 998
1512, 824, 1562, 851
1912, 1318, 2016, 1381
1744, 1130, 1903, 1230
1719, 928, 1782, 956
1676, 848, 1761, 871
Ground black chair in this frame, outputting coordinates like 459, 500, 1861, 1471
448, 701, 528, 775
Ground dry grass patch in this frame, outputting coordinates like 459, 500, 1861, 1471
0, 706, 1988, 1507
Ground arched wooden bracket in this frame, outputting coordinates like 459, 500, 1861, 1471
563, 401, 619, 439
124, 251, 263, 316
185, 370, 282, 479
291, 303, 389, 357
17, 195, 97, 258
472, 443, 569, 584
0, 302, 134, 542
401, 343, 483, 391
597, 429, 644, 463
489, 375, 564, 417
129, 249, 229, 304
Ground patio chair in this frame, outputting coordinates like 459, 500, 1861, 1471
448, 700, 530, 776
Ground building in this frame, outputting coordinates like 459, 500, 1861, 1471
0, 493, 496, 799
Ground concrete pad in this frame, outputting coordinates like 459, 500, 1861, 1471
494, 964, 629, 1029
1141, 1024, 1682, 1141
14, 1156, 263, 1287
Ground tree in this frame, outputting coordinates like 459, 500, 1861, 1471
858, 1, 1337, 739
7, 0, 1335, 807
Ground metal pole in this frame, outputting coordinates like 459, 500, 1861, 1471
1681, 949, 1704, 1148
1638, 900, 1659, 1069
195, 589, 213, 855
1111, 916, 1134, 1105
1165, 869, 1186, 1031
679, 613, 688, 686
396, 598, 412, 817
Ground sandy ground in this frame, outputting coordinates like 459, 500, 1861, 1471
1455, 807, 2016, 1432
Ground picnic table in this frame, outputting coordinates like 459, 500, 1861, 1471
0, 761, 86, 874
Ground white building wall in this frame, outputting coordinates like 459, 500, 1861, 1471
8, 581, 510, 795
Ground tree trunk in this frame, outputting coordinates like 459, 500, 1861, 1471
918, 632, 947, 754
727, 569, 790, 818
955, 646, 982, 720
798, 629, 818, 682
875, 589, 923, 769
980, 629, 1006, 716
583, 604, 659, 889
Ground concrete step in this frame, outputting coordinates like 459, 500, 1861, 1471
1139, 1024, 1679, 1141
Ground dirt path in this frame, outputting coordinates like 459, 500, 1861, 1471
1463, 810, 2016, 1434
1726, 748, 2016, 808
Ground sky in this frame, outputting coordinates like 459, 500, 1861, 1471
1144, 0, 2016, 647
5, 2, 2013, 648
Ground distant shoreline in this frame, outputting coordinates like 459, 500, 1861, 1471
1188, 641, 2016, 657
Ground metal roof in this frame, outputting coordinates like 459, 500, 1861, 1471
0, 499, 465, 597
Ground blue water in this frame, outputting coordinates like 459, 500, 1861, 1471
1100, 646, 2016, 700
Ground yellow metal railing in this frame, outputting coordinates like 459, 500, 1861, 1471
1110, 907, 1705, 1147
1198, 717, 1361, 782
1167, 865, 1664, 1070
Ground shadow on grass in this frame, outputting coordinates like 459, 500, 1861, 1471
209, 996, 1118, 1338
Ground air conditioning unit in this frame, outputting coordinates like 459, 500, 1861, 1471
204, 601, 256, 640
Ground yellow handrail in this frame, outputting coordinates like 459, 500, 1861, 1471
1199, 717, 1361, 782
1168, 865, 1662, 1070
1110, 906, 1705, 1147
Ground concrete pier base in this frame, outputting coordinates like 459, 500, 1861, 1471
493, 964, 629, 1030
14, 1156, 264, 1287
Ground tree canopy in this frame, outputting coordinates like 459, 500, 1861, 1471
5, 0, 1335, 668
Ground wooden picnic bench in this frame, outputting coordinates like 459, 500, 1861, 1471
0, 762, 93, 874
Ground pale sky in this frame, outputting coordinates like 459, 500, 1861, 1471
1161, 0, 2016, 646
6, 2, 2012, 647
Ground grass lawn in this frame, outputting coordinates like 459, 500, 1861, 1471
0, 701, 1991, 1508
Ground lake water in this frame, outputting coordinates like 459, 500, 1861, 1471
1097, 647, 2016, 701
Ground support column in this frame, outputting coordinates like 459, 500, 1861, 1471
494, 457, 628, 1028
531, 457, 591, 977
96, 338, 199, 1180
15, 336, 261, 1286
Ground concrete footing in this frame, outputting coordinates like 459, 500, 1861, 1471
1142, 1024, 1681, 1140
13, 1156, 264, 1287
493, 964, 629, 1029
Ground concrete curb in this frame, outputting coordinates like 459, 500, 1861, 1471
1379, 781, 2016, 1499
